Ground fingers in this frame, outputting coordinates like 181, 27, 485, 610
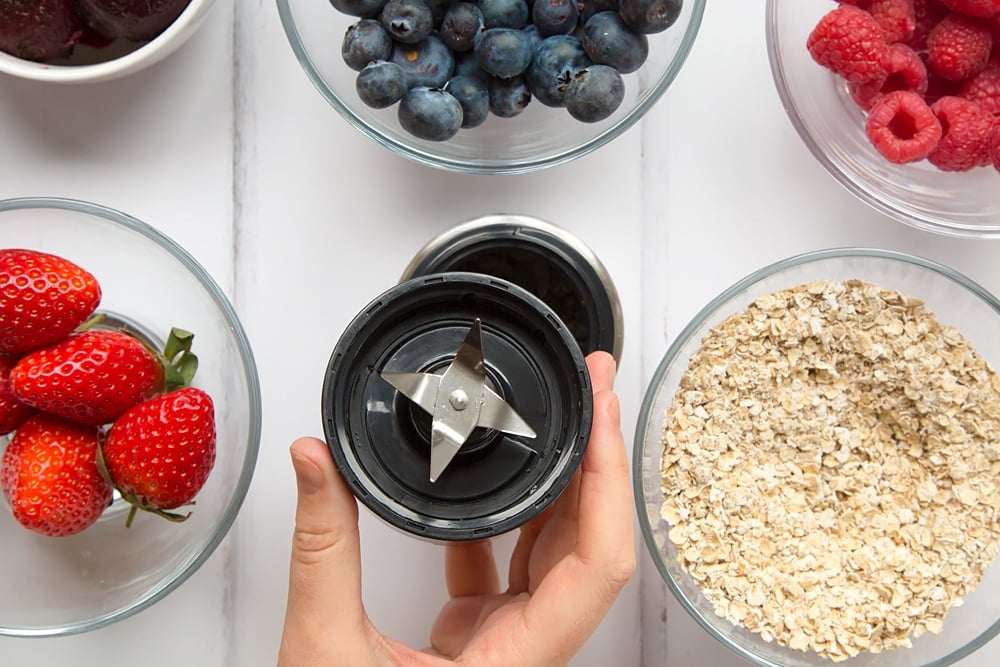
520, 352, 636, 661
279, 437, 367, 664
507, 508, 549, 593
576, 356, 634, 575
445, 540, 500, 598
430, 594, 514, 658
586, 350, 616, 394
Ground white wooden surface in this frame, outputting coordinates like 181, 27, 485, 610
0, 0, 997, 665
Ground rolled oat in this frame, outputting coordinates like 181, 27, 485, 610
660, 279, 1000, 661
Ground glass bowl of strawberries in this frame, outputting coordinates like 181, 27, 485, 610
767, 0, 1000, 238
0, 197, 261, 636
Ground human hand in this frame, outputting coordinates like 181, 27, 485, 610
278, 351, 635, 667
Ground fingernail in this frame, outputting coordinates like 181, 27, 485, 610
291, 451, 324, 495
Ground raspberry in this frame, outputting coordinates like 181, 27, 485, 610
928, 95, 996, 169
869, 0, 918, 43
958, 64, 1000, 113
850, 42, 929, 109
808, 6, 889, 83
926, 14, 993, 80
939, 0, 1000, 18
865, 90, 943, 162
991, 121, 1000, 171
908, 0, 951, 50
925, 69, 964, 102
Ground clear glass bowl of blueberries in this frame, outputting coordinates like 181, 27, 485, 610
277, 0, 705, 173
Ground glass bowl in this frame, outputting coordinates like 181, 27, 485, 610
766, 0, 1000, 238
0, 197, 261, 636
635, 248, 1000, 666
277, 0, 705, 174
0, 0, 217, 84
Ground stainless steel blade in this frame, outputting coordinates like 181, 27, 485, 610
379, 371, 440, 415
429, 319, 487, 482
478, 386, 537, 438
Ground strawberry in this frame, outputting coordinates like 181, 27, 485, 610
10, 329, 162, 426
0, 351, 34, 435
1, 413, 112, 536
102, 386, 216, 526
9, 327, 198, 427
0, 249, 101, 354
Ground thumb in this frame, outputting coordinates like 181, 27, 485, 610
279, 437, 367, 663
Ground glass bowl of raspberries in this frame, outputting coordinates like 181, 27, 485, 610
767, 0, 1000, 238
0, 197, 261, 636
277, 0, 706, 173
0, 0, 216, 84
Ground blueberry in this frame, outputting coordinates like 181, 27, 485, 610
532, 0, 579, 37
577, 0, 619, 24
390, 34, 455, 88
342, 19, 393, 71
440, 3, 483, 53
423, 0, 452, 25
474, 28, 533, 79
486, 74, 532, 117
521, 23, 542, 53
565, 64, 624, 122
618, 0, 682, 34
445, 75, 490, 127
355, 60, 408, 107
398, 87, 464, 140
580, 11, 647, 74
474, 0, 529, 29
525, 34, 591, 107
453, 50, 488, 80
330, 0, 387, 18
380, 0, 433, 44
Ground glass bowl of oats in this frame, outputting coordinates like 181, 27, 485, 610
635, 248, 1000, 666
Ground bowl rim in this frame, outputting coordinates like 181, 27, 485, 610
633, 246, 1000, 666
764, 0, 1000, 240
0, 0, 217, 84
0, 195, 262, 637
275, 0, 707, 175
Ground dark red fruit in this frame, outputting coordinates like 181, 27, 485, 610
74, 0, 191, 42
0, 0, 85, 61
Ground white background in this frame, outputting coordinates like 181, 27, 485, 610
1, 0, 999, 665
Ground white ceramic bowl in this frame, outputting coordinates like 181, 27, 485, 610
636, 248, 1000, 665
0, 0, 217, 84
0, 197, 261, 636
767, 0, 1000, 238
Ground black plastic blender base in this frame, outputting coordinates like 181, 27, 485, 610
322, 273, 592, 542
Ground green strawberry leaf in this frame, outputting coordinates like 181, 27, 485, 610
160, 327, 199, 392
